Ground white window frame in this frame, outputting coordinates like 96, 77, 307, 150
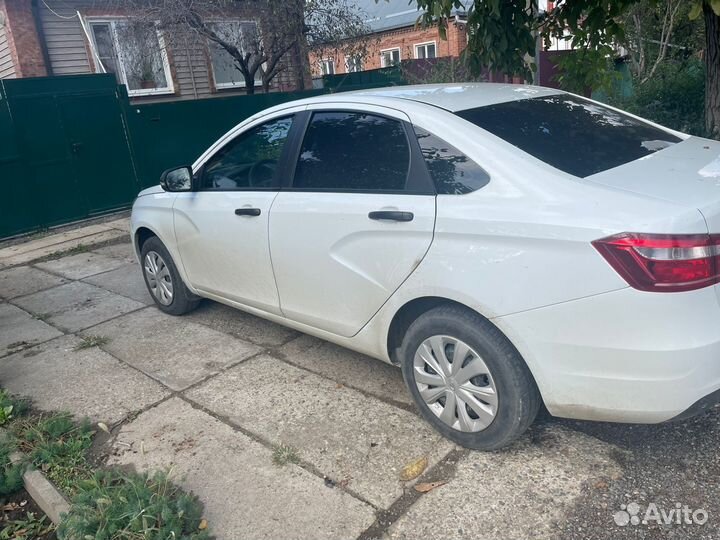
320, 58, 335, 75
85, 17, 174, 97
380, 47, 401, 68
207, 20, 262, 89
414, 41, 437, 60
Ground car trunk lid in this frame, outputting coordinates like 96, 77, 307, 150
587, 136, 720, 230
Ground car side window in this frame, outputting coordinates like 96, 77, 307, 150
201, 116, 293, 190
414, 126, 490, 194
293, 111, 410, 191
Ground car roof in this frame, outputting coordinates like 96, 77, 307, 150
303, 83, 566, 112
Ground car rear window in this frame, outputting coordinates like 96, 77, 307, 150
455, 95, 682, 178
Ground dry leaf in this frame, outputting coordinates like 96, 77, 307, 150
199, 519, 208, 530
97, 422, 111, 434
414, 481, 446, 493
399, 456, 428, 481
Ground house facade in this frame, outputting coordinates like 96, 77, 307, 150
309, 0, 469, 77
0, 0, 311, 101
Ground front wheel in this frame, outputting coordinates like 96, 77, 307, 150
140, 236, 200, 316
400, 305, 541, 451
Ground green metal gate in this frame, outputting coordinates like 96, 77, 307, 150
0, 74, 139, 238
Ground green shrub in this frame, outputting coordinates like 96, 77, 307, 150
612, 60, 707, 137
15, 413, 94, 495
0, 441, 24, 497
57, 469, 211, 540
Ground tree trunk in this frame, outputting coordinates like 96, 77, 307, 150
245, 73, 256, 95
705, 3, 720, 138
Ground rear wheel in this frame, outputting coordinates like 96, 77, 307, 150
400, 305, 540, 450
140, 236, 200, 316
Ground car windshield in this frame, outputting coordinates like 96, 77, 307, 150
455, 95, 682, 178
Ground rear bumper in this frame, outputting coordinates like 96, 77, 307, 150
495, 286, 720, 423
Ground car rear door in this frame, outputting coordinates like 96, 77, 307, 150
173, 113, 300, 315
268, 105, 436, 337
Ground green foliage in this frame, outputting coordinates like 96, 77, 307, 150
0, 391, 29, 423
272, 444, 300, 466
73, 335, 110, 351
0, 512, 55, 539
612, 59, 707, 136
0, 441, 24, 498
15, 413, 94, 495
57, 469, 211, 540
689, 0, 720, 20
552, 47, 620, 94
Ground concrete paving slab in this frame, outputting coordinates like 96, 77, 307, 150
108, 398, 376, 540
387, 425, 622, 540
1, 335, 169, 424
0, 229, 127, 268
0, 266, 68, 299
89, 308, 261, 390
186, 355, 455, 509
35, 251, 125, 280
92, 242, 137, 265
13, 281, 144, 333
278, 335, 412, 407
83, 264, 153, 305
0, 303, 63, 356
186, 301, 299, 347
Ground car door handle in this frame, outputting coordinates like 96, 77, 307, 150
368, 210, 414, 222
235, 208, 261, 217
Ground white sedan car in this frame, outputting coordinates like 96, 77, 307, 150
131, 83, 720, 450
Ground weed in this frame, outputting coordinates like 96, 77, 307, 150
48, 243, 89, 260
57, 469, 210, 540
73, 335, 109, 351
272, 444, 300, 466
0, 511, 54, 539
14, 413, 93, 495
0, 391, 29, 425
0, 440, 24, 497
31, 313, 51, 322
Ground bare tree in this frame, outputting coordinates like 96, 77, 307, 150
121, 0, 372, 94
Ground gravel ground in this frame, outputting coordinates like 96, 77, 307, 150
552, 408, 720, 539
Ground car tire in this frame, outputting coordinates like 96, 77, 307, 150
400, 305, 540, 451
140, 236, 201, 316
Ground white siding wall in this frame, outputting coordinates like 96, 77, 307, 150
39, 0, 91, 74
38, 0, 216, 99
0, 23, 16, 79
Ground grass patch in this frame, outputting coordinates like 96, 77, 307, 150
57, 469, 210, 540
47, 243, 89, 261
31, 312, 52, 322
0, 439, 24, 498
73, 335, 109, 351
272, 444, 300, 466
13, 413, 94, 496
1, 511, 55, 539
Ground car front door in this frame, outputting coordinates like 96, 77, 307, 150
268, 106, 437, 337
173, 114, 297, 315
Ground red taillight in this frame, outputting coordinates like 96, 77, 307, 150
592, 233, 720, 292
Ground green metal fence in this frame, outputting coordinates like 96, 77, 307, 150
127, 89, 326, 190
0, 75, 330, 239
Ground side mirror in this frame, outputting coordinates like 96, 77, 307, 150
160, 166, 193, 192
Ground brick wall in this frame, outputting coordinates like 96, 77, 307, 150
0, 0, 47, 77
310, 22, 467, 76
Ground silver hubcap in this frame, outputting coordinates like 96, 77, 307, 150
413, 335, 498, 432
144, 251, 173, 306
